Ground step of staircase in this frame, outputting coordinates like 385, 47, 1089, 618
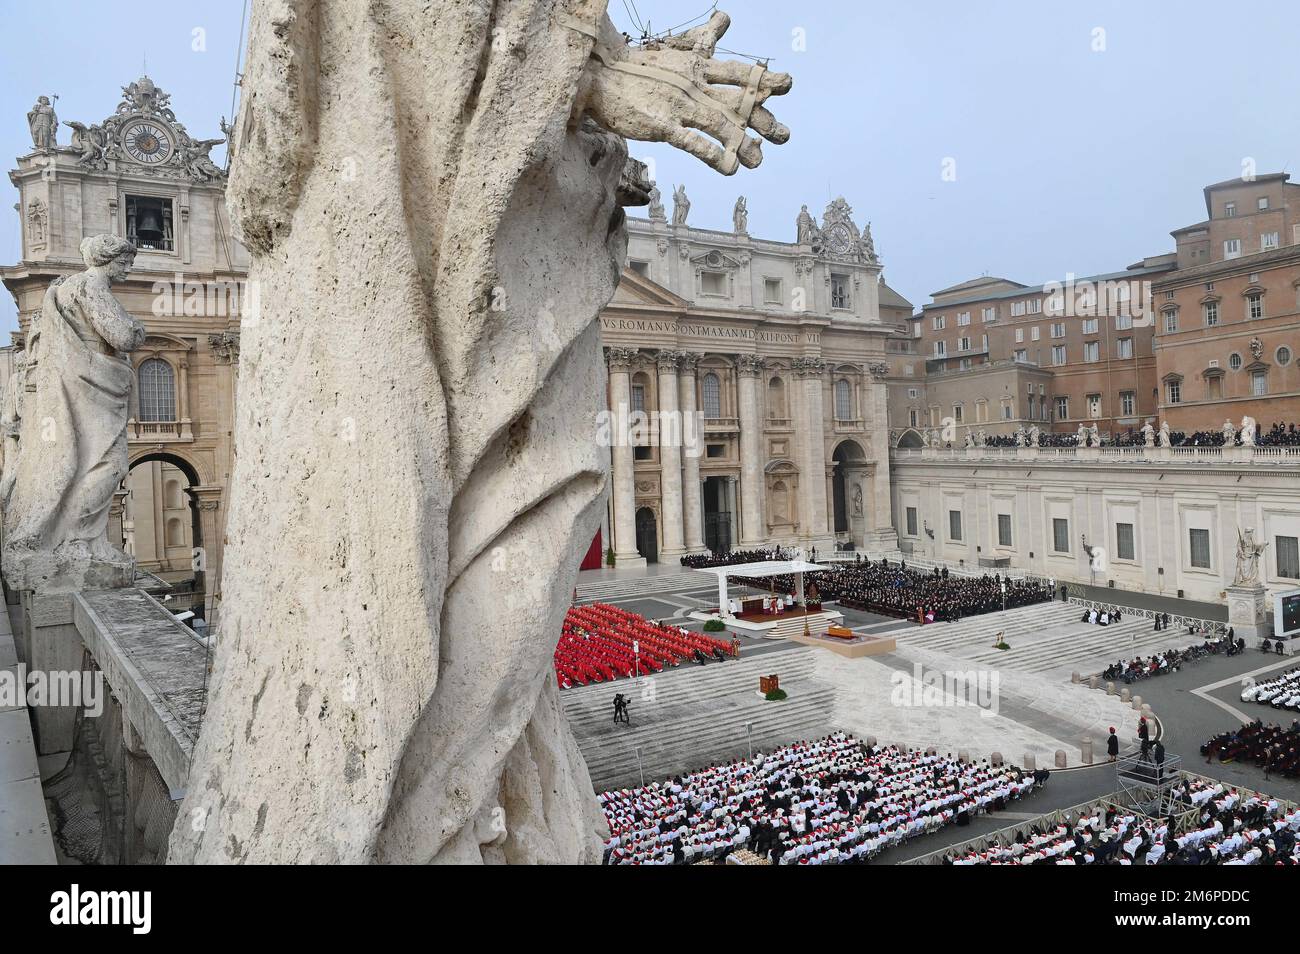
565, 647, 833, 791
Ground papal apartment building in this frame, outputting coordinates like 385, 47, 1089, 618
1153, 174, 1300, 432
897, 174, 1300, 446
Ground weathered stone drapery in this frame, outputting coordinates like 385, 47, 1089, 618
1, 235, 144, 592
169, 1, 789, 864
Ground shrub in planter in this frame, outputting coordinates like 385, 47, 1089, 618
764, 688, 788, 701
703, 618, 726, 632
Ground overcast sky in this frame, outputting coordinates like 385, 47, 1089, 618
3, 0, 1298, 333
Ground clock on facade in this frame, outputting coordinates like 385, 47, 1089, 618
122, 120, 173, 164
825, 222, 853, 255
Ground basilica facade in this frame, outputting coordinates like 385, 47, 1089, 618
595, 192, 906, 566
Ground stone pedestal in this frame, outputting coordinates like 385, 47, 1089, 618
1227, 583, 1272, 639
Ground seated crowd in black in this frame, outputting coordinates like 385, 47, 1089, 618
733, 559, 1052, 624
1202, 719, 1300, 778
680, 546, 794, 569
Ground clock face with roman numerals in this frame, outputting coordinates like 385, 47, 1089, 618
122, 121, 173, 164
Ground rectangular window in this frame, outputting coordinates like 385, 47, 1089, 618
763, 278, 783, 304
1116, 523, 1135, 561
948, 510, 963, 542
957, 311, 970, 326
1052, 345, 1067, 366
1252, 370, 1268, 396
1258, 196, 1270, 211
1015, 328, 1024, 343
906, 507, 919, 537
997, 514, 1012, 548
701, 271, 728, 296
1189, 528, 1211, 569
1166, 380, 1181, 404
630, 384, 646, 413
958, 336, 971, 352
1120, 391, 1135, 416
1027, 299, 1042, 314
1224, 202, 1236, 217
1204, 300, 1219, 326
909, 408, 920, 428
933, 314, 946, 330
1117, 337, 1133, 359
953, 404, 964, 423
628, 260, 650, 277
1223, 238, 1241, 259
908, 387, 919, 399
1115, 313, 1133, 330
934, 341, 947, 357
1084, 341, 1100, 362
1277, 535, 1300, 579
1087, 394, 1102, 418
1051, 323, 1066, 338
1002, 403, 1013, 420
1262, 232, 1280, 251
1031, 326, 1041, 341
831, 274, 850, 309
1055, 396, 1069, 420
1014, 349, 1028, 363
1082, 318, 1098, 334
1010, 301, 1026, 317
1247, 293, 1264, 320
1052, 518, 1069, 554
982, 307, 996, 322
1164, 311, 1178, 333
958, 357, 973, 371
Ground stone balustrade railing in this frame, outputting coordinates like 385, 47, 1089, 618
891, 444, 1300, 465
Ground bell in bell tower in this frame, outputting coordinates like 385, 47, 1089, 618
124, 194, 174, 251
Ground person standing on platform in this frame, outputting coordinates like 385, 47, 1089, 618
1107, 727, 1120, 762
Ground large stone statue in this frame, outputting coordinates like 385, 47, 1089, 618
1076, 423, 1088, 446
1141, 419, 1155, 447
1088, 425, 1101, 449
1240, 415, 1257, 447
27, 95, 58, 151
796, 204, 816, 244
1233, 527, 1268, 586
1158, 420, 1172, 448
647, 183, 665, 222
733, 195, 747, 233
672, 184, 691, 225
1222, 418, 1237, 446
1, 235, 144, 591
169, 1, 790, 865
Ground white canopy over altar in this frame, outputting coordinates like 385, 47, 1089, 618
693, 560, 826, 618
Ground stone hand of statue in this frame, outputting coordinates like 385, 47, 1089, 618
578, 11, 792, 175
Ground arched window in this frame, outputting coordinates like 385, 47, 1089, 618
702, 372, 722, 419
767, 377, 786, 418
138, 358, 176, 422
834, 379, 853, 421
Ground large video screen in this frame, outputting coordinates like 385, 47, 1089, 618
1280, 592, 1300, 637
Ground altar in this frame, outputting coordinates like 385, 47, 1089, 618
688, 560, 844, 639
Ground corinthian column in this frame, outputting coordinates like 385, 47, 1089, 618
607, 347, 646, 567
678, 351, 705, 552
736, 353, 766, 546
865, 362, 898, 548
795, 356, 829, 544
656, 350, 686, 559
